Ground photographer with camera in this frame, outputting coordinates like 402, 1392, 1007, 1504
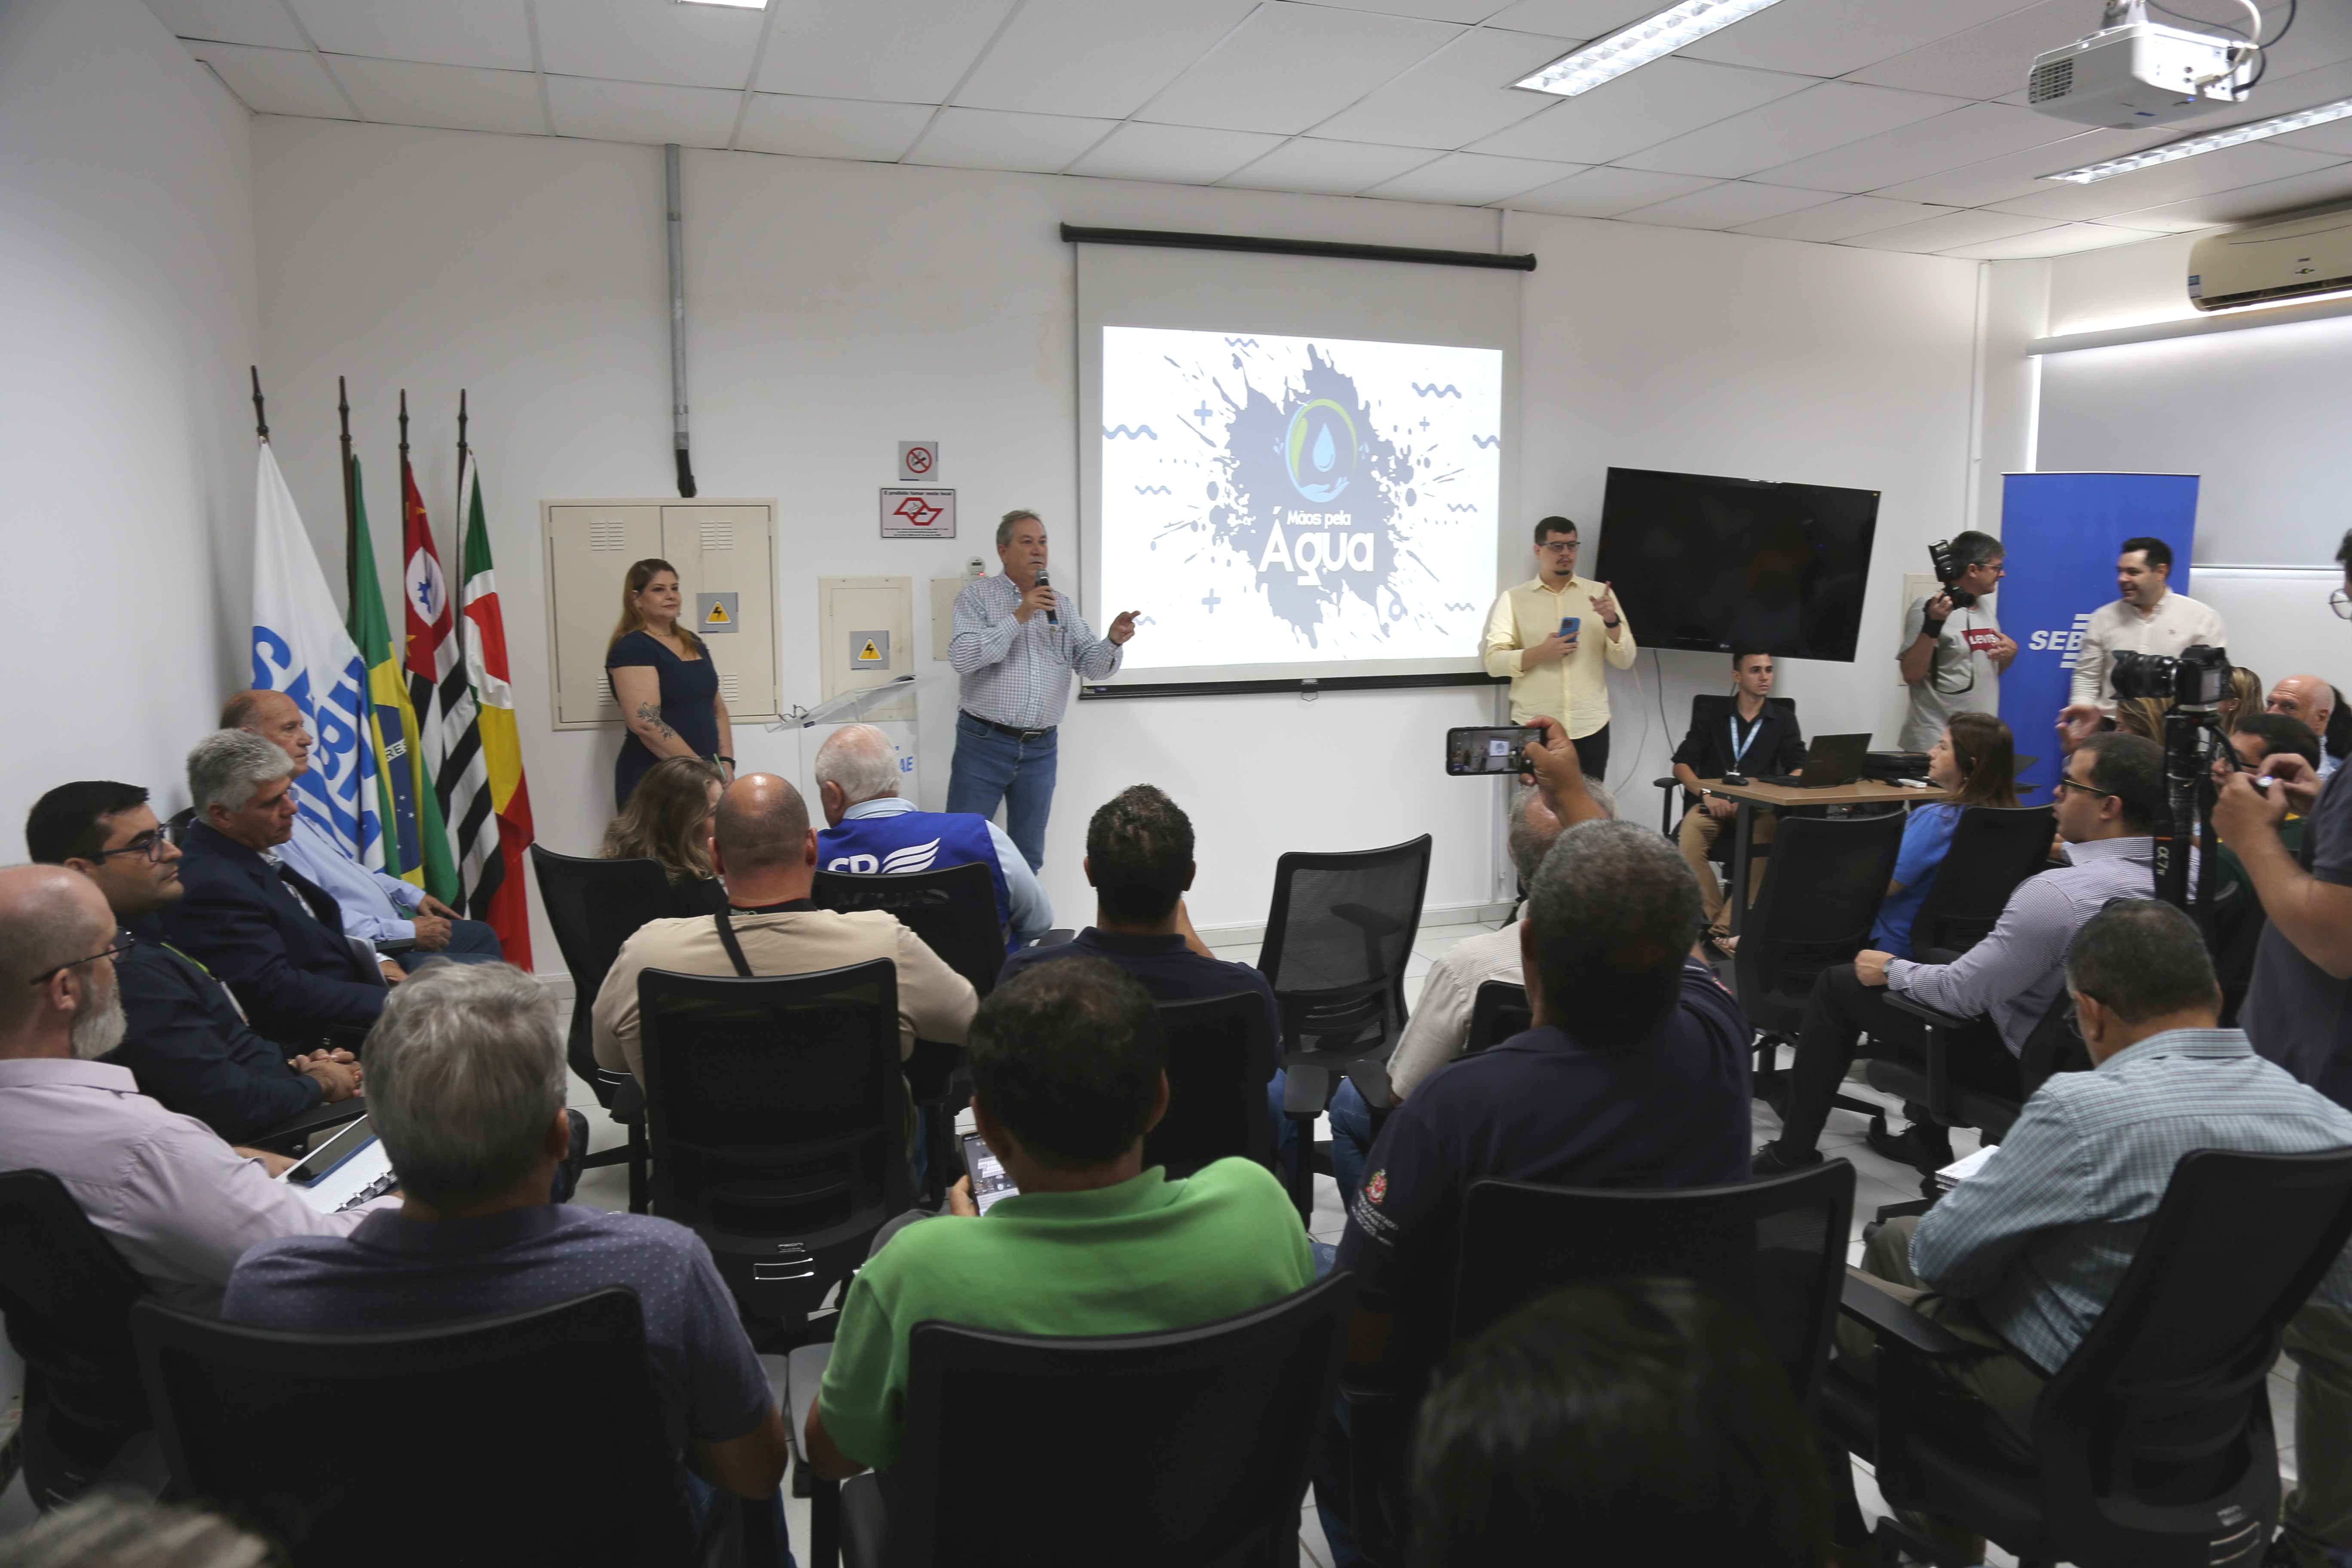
1898, 531, 2015, 752
2058, 537, 2228, 747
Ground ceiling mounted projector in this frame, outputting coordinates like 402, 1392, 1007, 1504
2028, 0, 2254, 128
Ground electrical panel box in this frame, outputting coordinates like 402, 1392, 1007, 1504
820, 577, 912, 703
542, 499, 779, 731
929, 577, 967, 663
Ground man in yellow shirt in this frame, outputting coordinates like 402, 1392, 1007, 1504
1482, 516, 1638, 779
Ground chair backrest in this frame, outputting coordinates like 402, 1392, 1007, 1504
132, 1287, 694, 1567
1256, 836, 1433, 1050
888, 1272, 1355, 1568
1464, 979, 1531, 1055
1145, 992, 1277, 1178
0, 1169, 152, 1434
2035, 1148, 2352, 1561
812, 861, 1004, 999
1733, 812, 1907, 1028
529, 846, 678, 1094
1451, 1161, 1856, 1409
637, 959, 914, 1320
1908, 805, 2056, 955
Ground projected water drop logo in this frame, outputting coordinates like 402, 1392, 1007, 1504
1284, 401, 1356, 502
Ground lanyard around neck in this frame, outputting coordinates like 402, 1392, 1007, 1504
1729, 708, 1767, 768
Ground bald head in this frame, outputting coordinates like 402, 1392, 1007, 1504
713, 773, 814, 883
0, 864, 119, 1054
2268, 675, 2336, 733
223, 688, 313, 775
812, 724, 900, 815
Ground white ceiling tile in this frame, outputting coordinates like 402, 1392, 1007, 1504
183, 40, 353, 118
1733, 194, 1959, 241
760, 0, 1020, 103
538, 0, 761, 90
906, 107, 1119, 174
1365, 151, 1586, 203
1680, 0, 2053, 78
736, 95, 935, 162
331, 56, 544, 136
1313, 0, 1519, 19
1940, 222, 2166, 259
1871, 129, 2170, 207
1847, 0, 2089, 100
1314, 27, 1577, 149
1468, 56, 1813, 165
1618, 179, 1834, 229
1219, 138, 1442, 196
1840, 208, 2067, 252
1484, 0, 1655, 36
2096, 162, 2352, 231
2272, 122, 2352, 159
955, 0, 1257, 120
2249, 0, 2352, 81
1615, 81, 1965, 179
287, 0, 531, 72
545, 76, 741, 148
1142, 4, 1463, 137
1751, 102, 2085, 195
1066, 122, 1287, 184
1504, 165, 1720, 216
144, 0, 305, 49
1984, 142, 2345, 220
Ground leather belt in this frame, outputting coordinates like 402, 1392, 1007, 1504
962, 711, 1055, 742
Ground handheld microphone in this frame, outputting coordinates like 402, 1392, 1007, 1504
1037, 569, 1058, 625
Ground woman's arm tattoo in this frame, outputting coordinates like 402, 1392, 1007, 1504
635, 701, 677, 741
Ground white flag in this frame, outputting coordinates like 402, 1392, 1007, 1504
248, 443, 385, 869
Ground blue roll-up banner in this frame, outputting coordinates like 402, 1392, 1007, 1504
1994, 472, 2199, 802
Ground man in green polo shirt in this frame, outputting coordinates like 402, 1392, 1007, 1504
804, 957, 1313, 1477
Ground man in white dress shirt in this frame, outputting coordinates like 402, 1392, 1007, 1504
2061, 536, 2228, 726
0, 865, 378, 1314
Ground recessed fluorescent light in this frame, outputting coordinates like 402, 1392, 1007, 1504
675, 0, 766, 9
1514, 0, 1789, 98
2044, 95, 2352, 183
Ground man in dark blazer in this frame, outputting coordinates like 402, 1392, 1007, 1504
27, 778, 363, 1141
161, 732, 391, 1048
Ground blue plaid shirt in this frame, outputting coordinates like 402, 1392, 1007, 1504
1912, 1027, 2352, 1373
948, 573, 1123, 731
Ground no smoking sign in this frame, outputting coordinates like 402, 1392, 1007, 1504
897, 441, 939, 482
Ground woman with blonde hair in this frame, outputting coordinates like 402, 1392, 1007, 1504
601, 756, 727, 917
1869, 711, 2021, 961
605, 557, 733, 811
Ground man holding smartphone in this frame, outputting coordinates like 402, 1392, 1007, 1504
1481, 517, 1637, 782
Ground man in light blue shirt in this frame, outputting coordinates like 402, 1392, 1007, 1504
1840, 900, 2352, 1567
812, 723, 1050, 947
225, 690, 500, 963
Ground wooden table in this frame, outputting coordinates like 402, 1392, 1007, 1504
1694, 777, 1952, 935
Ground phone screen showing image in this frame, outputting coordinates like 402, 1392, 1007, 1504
963, 1133, 1017, 1215
1446, 726, 1541, 777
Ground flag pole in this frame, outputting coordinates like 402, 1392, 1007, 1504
398, 387, 410, 473
338, 376, 358, 612
455, 388, 469, 529
250, 366, 268, 444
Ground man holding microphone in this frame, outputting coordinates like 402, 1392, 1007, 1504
1482, 516, 1637, 781
946, 510, 1139, 873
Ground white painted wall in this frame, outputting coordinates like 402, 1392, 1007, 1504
0, 0, 258, 832
250, 117, 1984, 952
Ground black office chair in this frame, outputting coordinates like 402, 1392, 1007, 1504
1907, 805, 2055, 956
131, 1287, 720, 1567
531, 845, 674, 1210
1650, 693, 1800, 839
1146, 991, 1278, 1178
1463, 978, 1531, 1055
779, 1272, 1354, 1568
1733, 812, 1906, 1114
1868, 984, 2086, 1210
0, 1170, 152, 1509
1259, 834, 1433, 1223
638, 959, 915, 1336
1830, 1147, 2352, 1568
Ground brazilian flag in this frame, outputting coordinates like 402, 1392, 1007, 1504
346, 456, 445, 887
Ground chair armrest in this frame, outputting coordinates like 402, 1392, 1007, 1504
1338, 1372, 1401, 1410
1838, 1274, 1975, 1361
1652, 776, 1677, 789
1883, 991, 1971, 1031
609, 1075, 644, 1124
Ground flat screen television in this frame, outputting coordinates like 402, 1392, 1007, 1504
1590, 466, 1880, 663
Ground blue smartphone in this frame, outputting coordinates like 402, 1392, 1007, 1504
1561, 616, 1580, 639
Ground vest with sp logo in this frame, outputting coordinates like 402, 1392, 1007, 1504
817, 809, 1013, 950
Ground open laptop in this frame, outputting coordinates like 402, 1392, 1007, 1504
1759, 733, 1870, 789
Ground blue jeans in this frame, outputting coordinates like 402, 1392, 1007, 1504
946, 713, 1057, 872
1265, 1074, 1374, 1218
435, 917, 505, 963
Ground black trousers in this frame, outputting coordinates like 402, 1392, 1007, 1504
1771, 964, 2020, 1156
1570, 723, 1610, 785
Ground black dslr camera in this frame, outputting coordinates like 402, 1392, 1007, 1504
2111, 643, 2233, 709
1926, 538, 1977, 609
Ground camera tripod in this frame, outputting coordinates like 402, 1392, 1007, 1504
2152, 705, 2227, 927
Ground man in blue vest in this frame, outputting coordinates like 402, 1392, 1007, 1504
813, 724, 1052, 953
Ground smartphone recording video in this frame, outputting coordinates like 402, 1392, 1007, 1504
1446, 726, 1541, 778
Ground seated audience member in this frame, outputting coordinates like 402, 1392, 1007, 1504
1755, 732, 2168, 1176
2268, 673, 2343, 779
2114, 695, 2174, 743
1671, 649, 1806, 944
1320, 819, 1749, 1561
602, 754, 728, 917
225, 689, 501, 961
2226, 714, 2322, 857
812, 723, 1051, 949
27, 782, 358, 1140
2222, 665, 2263, 734
802, 959, 1313, 1480
0, 866, 379, 1312
594, 773, 977, 1082
1839, 900, 2352, 1568
1410, 1279, 1831, 1568
1869, 713, 2020, 961
159, 732, 393, 1047
223, 964, 793, 1548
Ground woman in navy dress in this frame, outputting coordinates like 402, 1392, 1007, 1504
605, 557, 733, 812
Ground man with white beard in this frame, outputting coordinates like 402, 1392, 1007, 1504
0, 865, 383, 1313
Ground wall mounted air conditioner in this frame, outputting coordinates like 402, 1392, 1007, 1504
2188, 208, 2352, 312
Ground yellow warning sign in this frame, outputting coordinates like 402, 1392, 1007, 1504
705, 601, 730, 625
857, 639, 881, 663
